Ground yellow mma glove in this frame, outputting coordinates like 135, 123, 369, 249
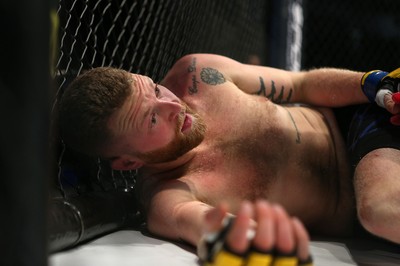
197, 216, 314, 266
361, 68, 400, 107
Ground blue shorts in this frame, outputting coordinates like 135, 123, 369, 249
346, 104, 400, 170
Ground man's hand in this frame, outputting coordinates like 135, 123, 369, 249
197, 200, 313, 266
361, 68, 400, 125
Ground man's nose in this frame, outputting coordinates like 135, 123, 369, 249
160, 100, 182, 121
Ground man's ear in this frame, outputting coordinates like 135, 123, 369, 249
110, 156, 144, 171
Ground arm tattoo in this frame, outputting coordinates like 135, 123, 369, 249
256, 76, 292, 103
200, 67, 226, 85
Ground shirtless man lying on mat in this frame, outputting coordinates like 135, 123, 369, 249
58, 54, 400, 265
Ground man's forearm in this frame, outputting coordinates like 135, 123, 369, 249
295, 68, 366, 107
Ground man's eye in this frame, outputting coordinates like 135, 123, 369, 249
155, 86, 161, 97
151, 113, 157, 125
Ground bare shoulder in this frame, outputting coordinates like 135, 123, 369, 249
162, 54, 238, 83
161, 54, 239, 97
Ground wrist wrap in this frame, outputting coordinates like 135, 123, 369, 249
361, 70, 388, 102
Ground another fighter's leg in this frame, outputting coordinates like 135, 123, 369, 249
347, 103, 400, 243
354, 147, 400, 244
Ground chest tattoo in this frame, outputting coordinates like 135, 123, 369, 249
284, 107, 301, 144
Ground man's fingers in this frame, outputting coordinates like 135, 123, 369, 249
383, 93, 396, 112
273, 205, 295, 254
292, 217, 311, 262
226, 201, 253, 254
252, 200, 274, 251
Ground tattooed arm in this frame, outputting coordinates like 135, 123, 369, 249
170, 53, 368, 107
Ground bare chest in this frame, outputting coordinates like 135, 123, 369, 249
184, 93, 355, 223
